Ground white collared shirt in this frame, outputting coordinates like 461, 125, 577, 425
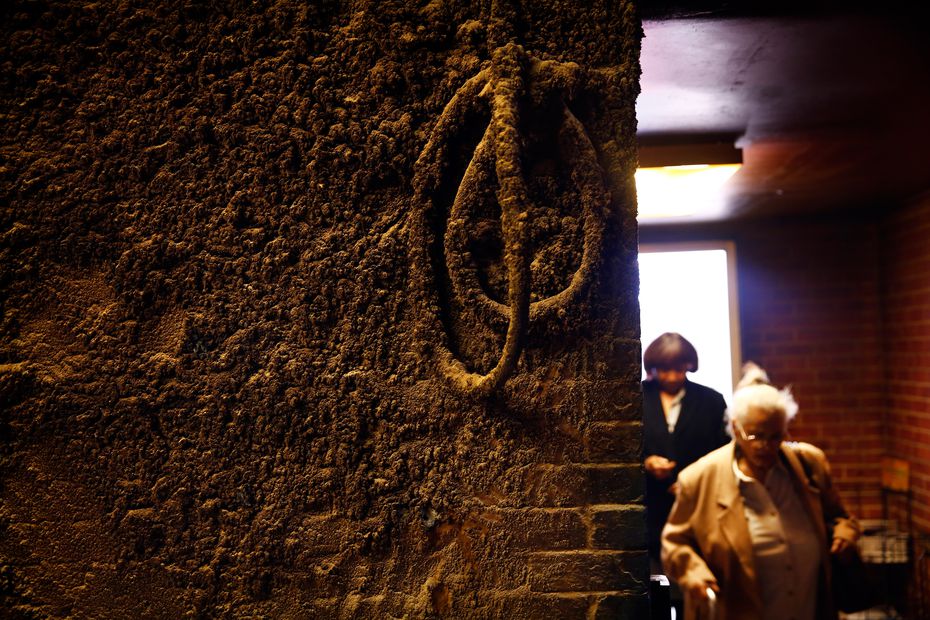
732, 458, 822, 620
664, 388, 686, 432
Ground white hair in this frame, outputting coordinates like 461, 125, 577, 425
735, 361, 770, 390
726, 382, 799, 425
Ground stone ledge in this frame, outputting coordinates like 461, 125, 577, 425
589, 505, 647, 550
473, 507, 588, 551
586, 421, 642, 462
527, 550, 649, 593
521, 464, 644, 507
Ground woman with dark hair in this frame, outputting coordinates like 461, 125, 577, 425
642, 332, 729, 567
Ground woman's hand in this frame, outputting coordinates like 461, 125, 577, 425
644, 455, 677, 480
683, 577, 719, 608
831, 536, 856, 560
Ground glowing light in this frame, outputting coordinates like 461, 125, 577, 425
639, 245, 739, 400
635, 163, 741, 221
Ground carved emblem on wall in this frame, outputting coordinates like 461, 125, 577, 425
411, 43, 612, 395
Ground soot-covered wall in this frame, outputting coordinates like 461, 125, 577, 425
1, 1, 644, 617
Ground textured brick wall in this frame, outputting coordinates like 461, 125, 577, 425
882, 193, 930, 532
641, 214, 886, 519
0, 1, 646, 617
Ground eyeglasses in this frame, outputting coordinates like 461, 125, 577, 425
734, 418, 788, 446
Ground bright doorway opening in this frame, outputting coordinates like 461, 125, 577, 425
638, 242, 741, 402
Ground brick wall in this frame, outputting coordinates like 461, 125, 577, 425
741, 217, 885, 518
882, 192, 930, 532
0, 2, 647, 616
641, 214, 886, 519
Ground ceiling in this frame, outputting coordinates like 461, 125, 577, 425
636, 1, 930, 224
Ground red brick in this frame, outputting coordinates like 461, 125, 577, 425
884, 195, 930, 533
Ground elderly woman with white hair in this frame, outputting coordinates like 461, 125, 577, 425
661, 364, 860, 620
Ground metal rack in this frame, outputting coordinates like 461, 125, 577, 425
913, 536, 930, 620
843, 481, 913, 619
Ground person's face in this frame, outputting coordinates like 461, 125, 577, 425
733, 406, 788, 474
654, 366, 688, 394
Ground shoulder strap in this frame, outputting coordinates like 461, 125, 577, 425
790, 443, 819, 490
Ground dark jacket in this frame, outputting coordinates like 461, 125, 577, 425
643, 378, 729, 557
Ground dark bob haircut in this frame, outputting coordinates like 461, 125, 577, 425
643, 332, 699, 373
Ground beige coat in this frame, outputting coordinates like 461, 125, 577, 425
661, 441, 859, 620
